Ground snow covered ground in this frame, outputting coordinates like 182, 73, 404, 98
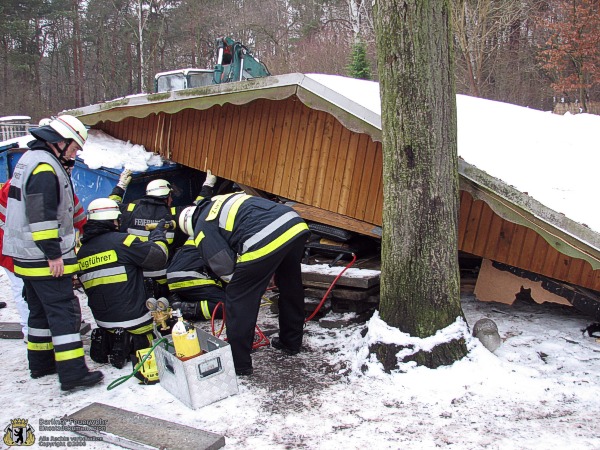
1, 268, 599, 449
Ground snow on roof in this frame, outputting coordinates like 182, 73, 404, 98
306, 74, 381, 115
0, 135, 33, 148
456, 95, 600, 233
0, 115, 31, 122
155, 68, 213, 78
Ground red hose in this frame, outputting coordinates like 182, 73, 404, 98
210, 253, 358, 336
211, 301, 226, 337
304, 253, 357, 323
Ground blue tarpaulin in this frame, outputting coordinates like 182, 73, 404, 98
0, 145, 205, 210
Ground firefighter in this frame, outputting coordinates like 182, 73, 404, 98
2, 115, 103, 391
109, 170, 217, 298
179, 194, 310, 376
0, 178, 87, 340
77, 198, 169, 376
165, 235, 225, 321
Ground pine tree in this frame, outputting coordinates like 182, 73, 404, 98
347, 39, 372, 80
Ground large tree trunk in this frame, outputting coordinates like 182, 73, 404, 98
373, 0, 468, 371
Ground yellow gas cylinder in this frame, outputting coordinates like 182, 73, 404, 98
172, 316, 202, 360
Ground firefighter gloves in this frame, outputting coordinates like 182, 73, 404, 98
203, 169, 217, 187
148, 218, 168, 244
117, 169, 133, 189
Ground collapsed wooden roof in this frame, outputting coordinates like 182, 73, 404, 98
66, 73, 600, 293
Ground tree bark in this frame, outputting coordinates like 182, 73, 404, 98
373, 0, 468, 372
73, 0, 84, 107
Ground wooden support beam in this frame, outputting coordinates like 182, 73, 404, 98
286, 201, 382, 239
301, 264, 380, 289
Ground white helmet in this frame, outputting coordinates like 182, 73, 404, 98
146, 179, 172, 198
49, 115, 88, 148
38, 118, 51, 126
178, 206, 197, 235
87, 198, 121, 221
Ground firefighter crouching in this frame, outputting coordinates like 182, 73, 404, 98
179, 194, 310, 376
165, 231, 225, 321
76, 198, 169, 380
109, 169, 217, 298
2, 115, 103, 391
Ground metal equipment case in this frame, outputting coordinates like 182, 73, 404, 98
154, 329, 239, 409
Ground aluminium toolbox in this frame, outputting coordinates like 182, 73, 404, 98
154, 329, 239, 409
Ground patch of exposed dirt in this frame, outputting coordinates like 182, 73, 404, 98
244, 333, 347, 415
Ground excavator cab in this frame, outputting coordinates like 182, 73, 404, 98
213, 36, 270, 84
153, 36, 270, 93
154, 68, 214, 93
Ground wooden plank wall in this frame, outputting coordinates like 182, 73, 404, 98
95, 98, 600, 292
96, 96, 384, 226
459, 190, 600, 291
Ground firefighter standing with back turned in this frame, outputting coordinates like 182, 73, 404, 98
76, 198, 169, 378
2, 115, 103, 391
179, 192, 310, 376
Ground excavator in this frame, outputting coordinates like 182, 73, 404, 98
154, 36, 271, 93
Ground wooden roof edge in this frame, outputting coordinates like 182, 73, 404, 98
235, 184, 382, 239
295, 76, 381, 141
458, 158, 600, 270
63, 73, 382, 141
285, 201, 382, 240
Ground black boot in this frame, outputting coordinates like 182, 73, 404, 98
31, 367, 57, 379
271, 337, 300, 356
108, 328, 131, 369
90, 328, 110, 364
60, 371, 104, 391
235, 366, 253, 376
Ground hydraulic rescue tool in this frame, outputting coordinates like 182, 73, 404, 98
144, 220, 176, 231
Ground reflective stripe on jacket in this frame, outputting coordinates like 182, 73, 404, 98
166, 241, 224, 300
119, 198, 178, 245
77, 227, 168, 329
193, 194, 309, 280
3, 149, 77, 278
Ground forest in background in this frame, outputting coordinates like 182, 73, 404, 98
1, 0, 599, 121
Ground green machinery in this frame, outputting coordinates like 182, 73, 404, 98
154, 37, 271, 93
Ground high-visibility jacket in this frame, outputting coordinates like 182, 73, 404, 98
118, 196, 178, 279
192, 193, 309, 281
111, 184, 213, 278
119, 196, 178, 245
0, 180, 86, 272
77, 221, 169, 332
3, 145, 78, 279
166, 241, 224, 319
